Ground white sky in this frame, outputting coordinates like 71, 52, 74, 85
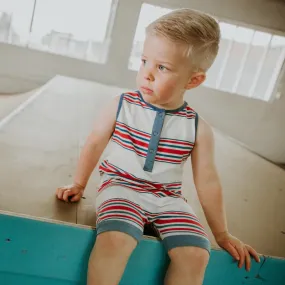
0, 1, 284, 46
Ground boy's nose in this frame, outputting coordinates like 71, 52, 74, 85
143, 67, 155, 81
144, 71, 154, 82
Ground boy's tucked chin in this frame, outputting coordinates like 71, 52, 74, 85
142, 93, 158, 105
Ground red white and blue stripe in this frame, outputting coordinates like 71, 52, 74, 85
95, 186, 210, 252
98, 90, 197, 199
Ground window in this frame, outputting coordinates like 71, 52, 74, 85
128, 4, 285, 102
0, 0, 115, 63
205, 23, 285, 101
128, 4, 172, 71
0, 0, 34, 45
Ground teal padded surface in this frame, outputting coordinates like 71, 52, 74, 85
1, 213, 284, 285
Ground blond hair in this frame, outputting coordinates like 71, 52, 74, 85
146, 8, 220, 72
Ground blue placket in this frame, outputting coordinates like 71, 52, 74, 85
143, 110, 166, 172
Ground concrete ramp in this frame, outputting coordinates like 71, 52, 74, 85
0, 76, 117, 223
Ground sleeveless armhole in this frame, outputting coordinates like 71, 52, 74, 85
116, 93, 125, 120
194, 112, 199, 142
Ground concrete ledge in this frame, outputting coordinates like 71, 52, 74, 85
0, 212, 284, 285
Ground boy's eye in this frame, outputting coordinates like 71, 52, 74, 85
158, 65, 167, 71
141, 59, 146, 65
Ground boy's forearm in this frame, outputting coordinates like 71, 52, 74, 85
73, 136, 106, 189
197, 182, 228, 238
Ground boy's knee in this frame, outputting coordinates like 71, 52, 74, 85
93, 231, 137, 256
168, 246, 209, 269
87, 231, 138, 284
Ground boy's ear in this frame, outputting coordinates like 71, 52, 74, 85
185, 72, 206, 89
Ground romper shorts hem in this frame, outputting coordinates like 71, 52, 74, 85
96, 220, 143, 243
96, 184, 211, 255
162, 235, 211, 255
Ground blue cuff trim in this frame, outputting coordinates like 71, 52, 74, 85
97, 220, 143, 242
162, 235, 211, 255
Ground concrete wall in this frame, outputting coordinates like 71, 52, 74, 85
185, 84, 285, 164
0, 0, 285, 162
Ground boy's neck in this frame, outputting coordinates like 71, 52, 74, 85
152, 101, 184, 110
152, 96, 185, 110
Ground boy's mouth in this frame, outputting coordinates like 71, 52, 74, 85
141, 86, 153, 95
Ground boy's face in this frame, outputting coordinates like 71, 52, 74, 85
136, 34, 205, 109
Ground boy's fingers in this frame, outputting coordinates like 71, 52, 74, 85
56, 186, 83, 202
246, 245, 260, 263
224, 243, 240, 261
244, 247, 251, 271
62, 189, 74, 202
63, 188, 80, 202
235, 245, 245, 268
56, 188, 65, 200
70, 193, 82, 202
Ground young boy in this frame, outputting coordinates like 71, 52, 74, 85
56, 8, 260, 285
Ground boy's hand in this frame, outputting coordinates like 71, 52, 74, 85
56, 183, 85, 203
215, 231, 260, 271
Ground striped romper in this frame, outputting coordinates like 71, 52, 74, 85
95, 91, 211, 253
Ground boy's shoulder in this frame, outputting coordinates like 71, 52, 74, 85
195, 116, 214, 145
114, 90, 141, 104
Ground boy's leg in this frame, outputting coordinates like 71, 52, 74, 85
89, 185, 145, 285
153, 198, 211, 285
165, 246, 209, 285
88, 231, 137, 285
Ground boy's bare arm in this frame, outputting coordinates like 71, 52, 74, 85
191, 118, 227, 237
191, 118, 260, 271
73, 96, 120, 188
56, 95, 120, 202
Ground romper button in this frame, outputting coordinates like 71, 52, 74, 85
150, 149, 154, 153
153, 132, 158, 136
